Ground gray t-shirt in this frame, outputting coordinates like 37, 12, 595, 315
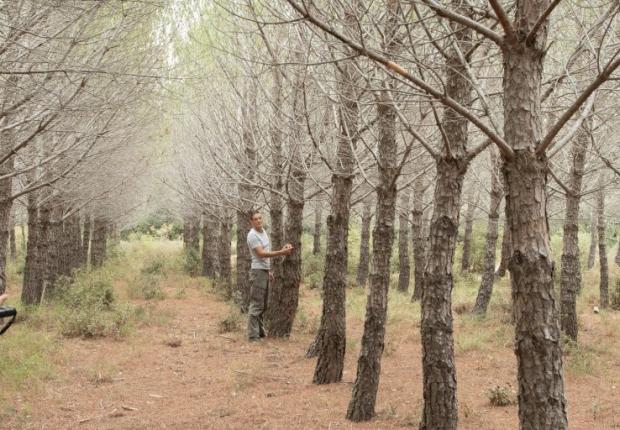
247, 228, 271, 270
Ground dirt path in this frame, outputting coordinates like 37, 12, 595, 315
4, 280, 620, 429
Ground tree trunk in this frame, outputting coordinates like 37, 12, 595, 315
597, 182, 608, 308
21, 191, 42, 305
9, 220, 16, 260
313, 9, 360, 382
45, 203, 63, 293
615, 240, 620, 267
495, 218, 511, 277
559, 116, 590, 339
82, 215, 91, 266
201, 214, 218, 278
265, 65, 285, 332
502, 5, 567, 424
90, 217, 108, 268
411, 175, 426, 301
419, 2, 472, 427
346, 84, 398, 421
0, 164, 13, 294
473, 149, 502, 315
397, 190, 411, 292
313, 200, 322, 255
355, 198, 372, 288
267, 54, 306, 338
587, 209, 597, 270
460, 188, 477, 273
218, 215, 232, 295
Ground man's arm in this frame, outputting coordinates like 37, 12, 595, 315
254, 243, 293, 258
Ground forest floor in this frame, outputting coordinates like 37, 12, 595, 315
2, 239, 620, 430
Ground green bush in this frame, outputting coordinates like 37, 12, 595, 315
183, 248, 201, 277
51, 272, 133, 338
610, 279, 620, 311
487, 385, 516, 406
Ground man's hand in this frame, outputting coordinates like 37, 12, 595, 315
0, 294, 7, 306
281, 243, 294, 255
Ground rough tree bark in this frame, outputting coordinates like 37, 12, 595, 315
355, 198, 373, 288
201, 213, 219, 278
559, 116, 591, 339
587, 209, 597, 270
411, 175, 426, 301
313, 199, 322, 255
218, 214, 232, 295
397, 189, 411, 293
502, 1, 568, 425
21, 191, 41, 305
419, 1, 472, 427
473, 148, 502, 315
597, 181, 608, 308
313, 8, 360, 382
346, 78, 398, 421
267, 57, 306, 337
82, 215, 91, 266
9, 219, 16, 260
265, 66, 285, 331
460, 188, 477, 273
495, 218, 511, 277
44, 203, 63, 293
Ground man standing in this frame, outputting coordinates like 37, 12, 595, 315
247, 211, 293, 341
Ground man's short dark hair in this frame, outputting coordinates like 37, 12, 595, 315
249, 210, 261, 221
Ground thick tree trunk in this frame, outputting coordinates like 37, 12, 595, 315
201, 214, 218, 278
90, 217, 108, 268
265, 66, 285, 332
502, 5, 567, 423
268, 56, 306, 338
460, 188, 477, 273
587, 209, 597, 270
397, 190, 411, 292
0, 169, 12, 294
188, 217, 200, 254
312, 200, 322, 255
419, 2, 472, 427
355, 198, 372, 288
473, 149, 502, 315
597, 183, 608, 308
313, 10, 360, 382
559, 117, 590, 339
21, 191, 42, 305
346, 87, 398, 422
411, 176, 426, 301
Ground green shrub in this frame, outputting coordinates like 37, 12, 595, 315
487, 385, 516, 406
51, 272, 133, 338
218, 306, 242, 333
183, 248, 201, 277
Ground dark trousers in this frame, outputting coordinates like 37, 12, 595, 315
247, 269, 269, 339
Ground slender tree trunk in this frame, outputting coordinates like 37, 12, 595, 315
313, 200, 322, 255
473, 149, 502, 315
45, 203, 63, 293
201, 214, 218, 278
502, 4, 567, 425
346, 81, 398, 422
90, 217, 108, 268
21, 191, 41, 305
559, 116, 590, 339
420, 2, 472, 427
313, 9, 360, 382
218, 216, 232, 295
615, 240, 620, 267
495, 218, 511, 277
188, 217, 200, 254
397, 190, 411, 292
411, 175, 426, 301
82, 215, 91, 266
587, 209, 597, 270
9, 220, 16, 260
268, 54, 306, 338
597, 182, 608, 308
460, 188, 477, 273
355, 199, 372, 288
0, 165, 13, 294
20, 224, 25, 254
